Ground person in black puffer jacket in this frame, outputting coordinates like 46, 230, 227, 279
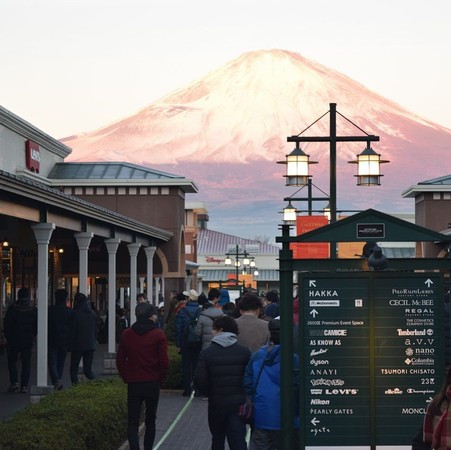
4, 287, 37, 393
194, 315, 251, 450
69, 292, 97, 384
48, 289, 73, 390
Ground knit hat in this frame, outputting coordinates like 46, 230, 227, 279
136, 302, 158, 320
17, 288, 30, 305
265, 290, 279, 303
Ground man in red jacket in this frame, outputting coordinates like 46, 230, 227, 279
116, 302, 168, 450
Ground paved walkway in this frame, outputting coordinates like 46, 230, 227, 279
0, 346, 243, 449
121, 393, 216, 450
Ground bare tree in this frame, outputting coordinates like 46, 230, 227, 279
253, 235, 271, 244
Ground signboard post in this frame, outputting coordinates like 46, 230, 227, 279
299, 272, 444, 450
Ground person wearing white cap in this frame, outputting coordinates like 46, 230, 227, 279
175, 289, 201, 396
187, 289, 199, 301
156, 302, 165, 329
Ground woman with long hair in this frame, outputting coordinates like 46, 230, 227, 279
423, 369, 451, 449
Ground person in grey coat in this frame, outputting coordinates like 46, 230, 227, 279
195, 298, 224, 349
235, 294, 269, 353
69, 292, 97, 384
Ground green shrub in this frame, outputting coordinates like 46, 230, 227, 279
164, 315, 176, 343
163, 343, 182, 389
0, 345, 182, 449
0, 378, 127, 450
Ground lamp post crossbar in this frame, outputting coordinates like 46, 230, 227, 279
287, 135, 380, 143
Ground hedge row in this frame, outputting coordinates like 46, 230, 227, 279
0, 378, 127, 450
0, 344, 182, 450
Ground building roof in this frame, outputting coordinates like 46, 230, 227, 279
0, 105, 71, 158
402, 174, 451, 197
0, 170, 172, 242
198, 228, 280, 254
48, 162, 198, 193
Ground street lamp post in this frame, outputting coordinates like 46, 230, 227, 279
224, 245, 256, 289
277, 103, 387, 449
283, 103, 388, 227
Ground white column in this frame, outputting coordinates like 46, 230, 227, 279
74, 232, 93, 295
105, 238, 120, 353
144, 246, 157, 305
154, 276, 160, 303
119, 287, 124, 308
161, 277, 165, 303
31, 222, 55, 387
139, 277, 145, 294
127, 243, 141, 324
185, 276, 192, 291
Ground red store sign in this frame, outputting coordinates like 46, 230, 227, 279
25, 140, 40, 173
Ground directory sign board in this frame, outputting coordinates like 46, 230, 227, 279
373, 275, 443, 446
299, 272, 443, 449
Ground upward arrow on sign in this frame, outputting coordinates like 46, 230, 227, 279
309, 280, 317, 287
310, 309, 319, 318
425, 279, 434, 287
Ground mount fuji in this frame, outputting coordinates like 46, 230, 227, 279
62, 49, 451, 240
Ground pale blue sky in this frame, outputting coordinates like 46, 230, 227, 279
1, 0, 451, 138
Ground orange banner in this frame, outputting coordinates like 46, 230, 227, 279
226, 273, 256, 289
291, 216, 329, 259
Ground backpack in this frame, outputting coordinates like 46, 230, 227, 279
182, 307, 201, 345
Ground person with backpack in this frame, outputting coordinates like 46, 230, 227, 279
175, 289, 202, 396
195, 288, 225, 349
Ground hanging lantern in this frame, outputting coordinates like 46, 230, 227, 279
278, 142, 317, 187
283, 201, 297, 224
349, 144, 389, 186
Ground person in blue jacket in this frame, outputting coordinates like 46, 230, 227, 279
244, 319, 300, 449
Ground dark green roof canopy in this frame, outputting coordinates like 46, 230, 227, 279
283, 209, 450, 243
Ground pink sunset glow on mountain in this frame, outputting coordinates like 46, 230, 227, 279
63, 49, 451, 239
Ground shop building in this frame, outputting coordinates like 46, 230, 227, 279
0, 104, 197, 395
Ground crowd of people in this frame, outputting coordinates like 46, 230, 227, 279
4, 288, 99, 394
3, 285, 296, 449
113, 286, 297, 450
165, 287, 299, 450
7, 284, 447, 449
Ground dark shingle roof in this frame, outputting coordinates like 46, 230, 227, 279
48, 162, 185, 181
